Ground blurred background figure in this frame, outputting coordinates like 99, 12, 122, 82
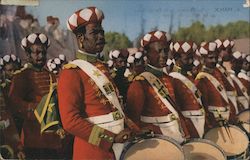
0, 54, 22, 97
47, 54, 67, 76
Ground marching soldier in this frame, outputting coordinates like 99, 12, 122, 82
9, 33, 65, 159
108, 49, 130, 101
214, 39, 239, 116
0, 82, 25, 159
126, 30, 193, 143
228, 51, 249, 110
238, 54, 250, 95
195, 42, 235, 125
124, 50, 145, 81
0, 54, 22, 98
58, 7, 135, 160
169, 41, 206, 137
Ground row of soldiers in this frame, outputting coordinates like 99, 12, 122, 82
0, 6, 249, 160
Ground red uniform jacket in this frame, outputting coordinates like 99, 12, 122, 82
214, 68, 237, 121
58, 55, 120, 160
0, 88, 22, 158
195, 68, 235, 126
9, 66, 62, 149
126, 71, 193, 138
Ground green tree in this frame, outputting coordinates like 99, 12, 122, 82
103, 32, 132, 59
173, 20, 250, 44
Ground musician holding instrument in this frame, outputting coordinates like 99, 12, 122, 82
126, 30, 193, 143
57, 6, 137, 160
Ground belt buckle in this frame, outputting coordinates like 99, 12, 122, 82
112, 111, 122, 120
170, 114, 177, 121
103, 83, 114, 95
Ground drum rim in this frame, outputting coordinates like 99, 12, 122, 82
203, 124, 249, 140
182, 138, 227, 159
237, 109, 250, 124
119, 134, 184, 160
236, 108, 250, 116
203, 124, 249, 157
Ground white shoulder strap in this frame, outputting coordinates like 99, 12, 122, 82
140, 72, 179, 119
230, 74, 249, 101
70, 60, 125, 117
196, 72, 229, 104
238, 72, 250, 82
169, 72, 203, 106
216, 64, 235, 87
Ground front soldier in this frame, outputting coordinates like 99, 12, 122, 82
58, 7, 134, 160
9, 33, 64, 159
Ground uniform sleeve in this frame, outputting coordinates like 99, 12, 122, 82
195, 78, 216, 128
126, 80, 145, 126
9, 72, 38, 119
57, 69, 115, 151
173, 79, 196, 110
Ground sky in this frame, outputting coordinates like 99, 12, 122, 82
26, 0, 250, 41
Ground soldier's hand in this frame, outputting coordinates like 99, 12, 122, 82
114, 128, 134, 143
17, 151, 25, 160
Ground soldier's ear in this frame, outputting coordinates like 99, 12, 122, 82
77, 33, 84, 49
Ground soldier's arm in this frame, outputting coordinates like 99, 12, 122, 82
126, 80, 145, 126
9, 72, 37, 118
57, 69, 115, 151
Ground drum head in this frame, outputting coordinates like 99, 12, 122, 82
204, 125, 249, 157
120, 135, 185, 160
237, 109, 250, 123
183, 139, 226, 160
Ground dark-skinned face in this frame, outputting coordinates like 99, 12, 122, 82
219, 48, 232, 62
204, 51, 218, 69
231, 58, 243, 72
3, 63, 17, 80
29, 44, 47, 69
242, 59, 250, 72
113, 57, 126, 69
147, 41, 169, 68
177, 53, 194, 71
80, 23, 105, 54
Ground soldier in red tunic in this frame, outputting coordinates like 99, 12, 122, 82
9, 33, 65, 159
238, 54, 250, 95
214, 39, 239, 117
58, 7, 134, 160
195, 42, 235, 126
228, 51, 249, 110
169, 41, 207, 137
0, 81, 25, 159
0, 55, 23, 135
126, 30, 194, 143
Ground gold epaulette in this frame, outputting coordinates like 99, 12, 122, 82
134, 75, 145, 81
13, 65, 29, 75
195, 72, 205, 80
63, 63, 78, 69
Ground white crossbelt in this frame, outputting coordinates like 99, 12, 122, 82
70, 59, 125, 117
86, 111, 123, 125
140, 114, 174, 124
169, 72, 203, 105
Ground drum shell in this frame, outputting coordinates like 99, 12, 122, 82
204, 125, 249, 159
182, 138, 226, 160
120, 134, 185, 160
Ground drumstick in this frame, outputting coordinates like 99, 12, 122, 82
216, 110, 234, 143
224, 121, 234, 144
